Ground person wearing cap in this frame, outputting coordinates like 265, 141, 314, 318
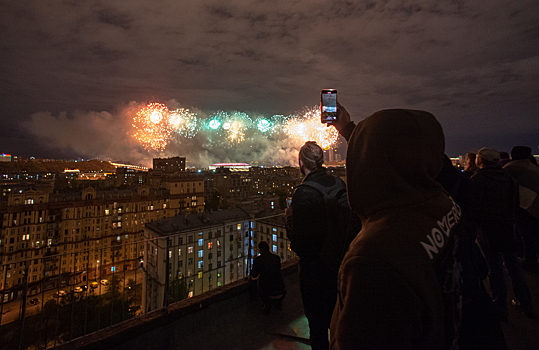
503, 146, 539, 272
471, 147, 535, 320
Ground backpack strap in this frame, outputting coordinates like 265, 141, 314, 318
300, 178, 349, 208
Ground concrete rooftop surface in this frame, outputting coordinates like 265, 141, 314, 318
57, 259, 539, 350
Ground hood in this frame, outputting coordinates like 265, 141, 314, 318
346, 109, 445, 218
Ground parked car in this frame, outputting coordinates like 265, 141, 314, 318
100, 279, 109, 286
54, 290, 66, 298
29, 298, 39, 305
90, 282, 99, 289
74, 287, 83, 293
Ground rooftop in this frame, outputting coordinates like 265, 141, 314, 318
55, 260, 539, 350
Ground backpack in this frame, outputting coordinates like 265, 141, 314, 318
299, 177, 361, 274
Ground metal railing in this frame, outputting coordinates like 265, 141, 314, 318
0, 214, 292, 349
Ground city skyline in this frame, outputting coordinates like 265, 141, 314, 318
1, 1, 538, 162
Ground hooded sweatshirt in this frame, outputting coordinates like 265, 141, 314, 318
330, 110, 462, 350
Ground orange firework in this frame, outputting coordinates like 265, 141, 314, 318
132, 103, 172, 150
285, 107, 339, 150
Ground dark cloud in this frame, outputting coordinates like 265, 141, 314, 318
0, 0, 538, 160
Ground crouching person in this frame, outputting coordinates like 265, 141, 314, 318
250, 241, 286, 314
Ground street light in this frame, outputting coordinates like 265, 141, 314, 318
95, 260, 100, 281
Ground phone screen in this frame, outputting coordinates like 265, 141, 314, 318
321, 89, 337, 123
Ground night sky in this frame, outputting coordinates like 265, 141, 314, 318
1, 0, 538, 164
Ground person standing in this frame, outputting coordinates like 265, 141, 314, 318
472, 147, 535, 319
503, 146, 539, 272
286, 141, 358, 350
463, 152, 478, 178
250, 241, 286, 314
330, 106, 462, 349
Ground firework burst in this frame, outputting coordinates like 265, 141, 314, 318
226, 112, 252, 144
285, 107, 338, 150
169, 108, 198, 138
132, 103, 172, 151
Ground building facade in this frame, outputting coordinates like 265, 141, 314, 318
142, 208, 294, 312
0, 181, 205, 303
153, 157, 186, 173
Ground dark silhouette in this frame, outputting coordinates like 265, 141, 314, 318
504, 146, 539, 273
250, 241, 286, 314
464, 152, 478, 177
498, 151, 511, 168
436, 154, 507, 349
472, 147, 535, 320
286, 141, 358, 350
330, 106, 462, 349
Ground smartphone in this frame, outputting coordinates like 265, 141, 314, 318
321, 89, 338, 124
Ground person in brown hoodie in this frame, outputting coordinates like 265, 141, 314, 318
330, 105, 462, 349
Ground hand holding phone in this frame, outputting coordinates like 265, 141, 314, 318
332, 102, 352, 133
321, 89, 338, 124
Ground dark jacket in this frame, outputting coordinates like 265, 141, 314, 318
250, 251, 285, 297
287, 167, 337, 262
471, 167, 519, 252
330, 110, 462, 350
504, 159, 539, 220
471, 167, 518, 224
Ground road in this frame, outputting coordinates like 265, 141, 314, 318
0, 268, 143, 326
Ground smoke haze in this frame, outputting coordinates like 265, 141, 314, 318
24, 100, 312, 168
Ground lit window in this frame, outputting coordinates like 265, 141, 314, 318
117, 236, 120, 241
198, 238, 204, 246
111, 266, 116, 272
273, 228, 277, 232
169, 250, 172, 258
272, 234, 277, 242
105, 209, 109, 215
188, 246, 193, 254
178, 248, 182, 256
237, 224, 241, 230
208, 242, 213, 249
198, 250, 203, 258
198, 261, 203, 269
273, 245, 277, 253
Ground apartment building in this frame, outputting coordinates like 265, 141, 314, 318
153, 157, 186, 173
142, 208, 295, 312
0, 180, 205, 303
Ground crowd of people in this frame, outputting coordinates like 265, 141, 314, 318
249, 104, 538, 349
